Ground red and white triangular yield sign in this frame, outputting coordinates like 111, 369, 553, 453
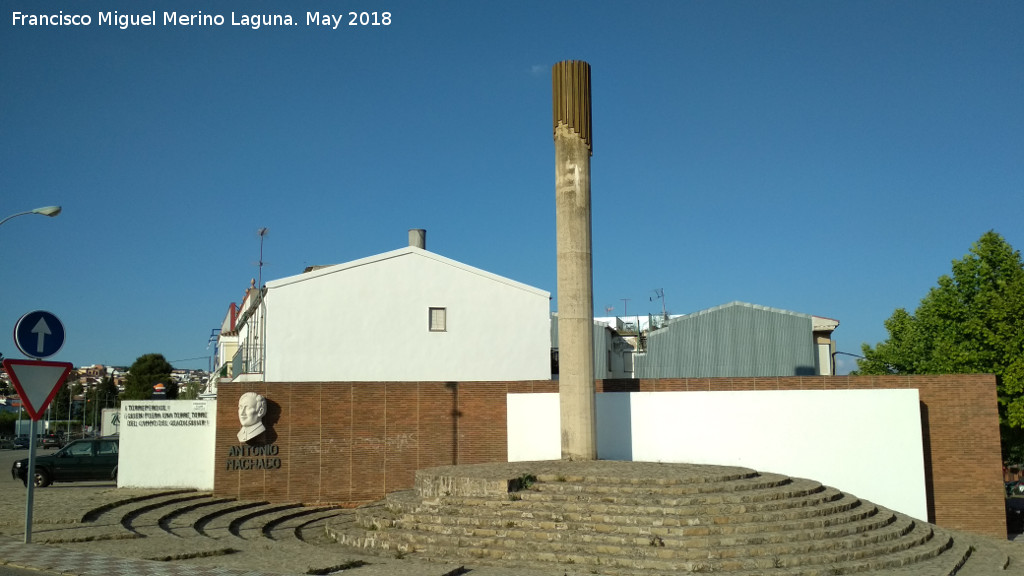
2, 359, 72, 420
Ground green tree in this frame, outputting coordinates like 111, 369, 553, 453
0, 411, 17, 437
178, 379, 203, 400
855, 231, 1024, 460
122, 354, 176, 400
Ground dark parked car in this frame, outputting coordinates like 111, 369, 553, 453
40, 434, 63, 449
1007, 497, 1024, 535
11, 438, 119, 487
12, 436, 29, 450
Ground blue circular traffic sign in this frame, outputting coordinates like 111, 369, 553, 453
13, 310, 65, 359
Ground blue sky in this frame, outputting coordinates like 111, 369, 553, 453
2, 1, 1021, 374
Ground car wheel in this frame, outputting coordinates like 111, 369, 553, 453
33, 469, 51, 488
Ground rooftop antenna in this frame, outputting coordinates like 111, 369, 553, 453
256, 227, 269, 288
604, 306, 615, 315
620, 298, 630, 318
651, 288, 667, 320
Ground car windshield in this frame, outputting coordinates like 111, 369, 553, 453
63, 442, 94, 457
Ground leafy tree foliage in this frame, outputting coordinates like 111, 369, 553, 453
0, 411, 17, 437
122, 353, 176, 400
178, 379, 203, 400
854, 231, 1024, 459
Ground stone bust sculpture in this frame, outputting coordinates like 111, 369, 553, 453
237, 392, 267, 442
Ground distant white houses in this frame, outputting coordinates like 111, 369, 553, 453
215, 231, 551, 384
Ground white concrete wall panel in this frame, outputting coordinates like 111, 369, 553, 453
264, 250, 551, 382
508, 393, 561, 461
506, 390, 927, 521
118, 400, 216, 490
817, 343, 833, 375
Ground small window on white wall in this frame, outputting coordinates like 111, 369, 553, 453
429, 307, 447, 332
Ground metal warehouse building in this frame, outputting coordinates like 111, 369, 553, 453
635, 301, 838, 378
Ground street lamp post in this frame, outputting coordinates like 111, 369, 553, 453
0, 205, 62, 228
3, 204, 62, 545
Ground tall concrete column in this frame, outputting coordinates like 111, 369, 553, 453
553, 60, 596, 460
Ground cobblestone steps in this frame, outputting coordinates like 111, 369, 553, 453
49, 491, 430, 575
155, 495, 238, 535
375, 485, 873, 530
525, 471, 796, 495
76, 490, 339, 546
261, 507, 344, 542
163, 497, 267, 537
325, 461, 966, 575
369, 500, 895, 552
34, 490, 204, 544
399, 478, 853, 515
198, 502, 305, 539
120, 493, 216, 537
337, 512, 943, 570
12, 467, 1018, 576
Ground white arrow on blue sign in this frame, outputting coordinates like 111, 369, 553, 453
13, 310, 65, 359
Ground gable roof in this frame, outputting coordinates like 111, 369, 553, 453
265, 246, 549, 297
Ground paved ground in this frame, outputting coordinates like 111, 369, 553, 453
0, 447, 1020, 576
0, 447, 558, 576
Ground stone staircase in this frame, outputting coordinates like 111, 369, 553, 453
324, 461, 970, 575
7, 464, 1021, 575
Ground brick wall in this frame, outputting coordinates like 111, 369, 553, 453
214, 374, 1004, 538
215, 381, 529, 504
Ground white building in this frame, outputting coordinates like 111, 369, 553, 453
229, 232, 551, 383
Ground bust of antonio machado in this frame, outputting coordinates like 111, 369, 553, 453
237, 392, 267, 442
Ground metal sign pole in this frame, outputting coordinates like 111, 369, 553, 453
6, 311, 70, 545
25, 428, 37, 543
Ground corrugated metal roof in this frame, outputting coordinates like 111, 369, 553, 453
636, 302, 816, 378
667, 301, 812, 324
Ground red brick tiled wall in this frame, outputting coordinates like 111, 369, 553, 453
215, 374, 1004, 538
215, 381, 517, 505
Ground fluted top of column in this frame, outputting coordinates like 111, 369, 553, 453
552, 60, 592, 155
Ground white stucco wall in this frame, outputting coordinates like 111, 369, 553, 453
817, 343, 833, 375
507, 389, 927, 522
262, 248, 551, 382
508, 393, 561, 461
118, 400, 216, 490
